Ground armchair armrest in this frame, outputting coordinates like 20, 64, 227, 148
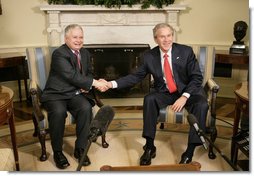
29, 80, 45, 122
29, 80, 37, 90
206, 78, 220, 92
204, 78, 220, 117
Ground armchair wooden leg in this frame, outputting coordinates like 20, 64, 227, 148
160, 123, 165, 129
31, 114, 48, 161
38, 130, 48, 161
208, 127, 217, 159
32, 114, 38, 137
101, 134, 109, 148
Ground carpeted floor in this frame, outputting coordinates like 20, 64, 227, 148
0, 98, 249, 171
17, 130, 235, 171
0, 116, 245, 172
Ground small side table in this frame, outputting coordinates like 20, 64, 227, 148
215, 50, 249, 65
0, 86, 20, 171
215, 50, 249, 79
0, 53, 29, 102
231, 81, 249, 170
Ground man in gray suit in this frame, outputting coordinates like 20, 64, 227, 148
41, 24, 107, 169
104, 23, 208, 165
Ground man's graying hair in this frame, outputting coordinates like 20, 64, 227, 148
64, 24, 83, 36
153, 23, 174, 38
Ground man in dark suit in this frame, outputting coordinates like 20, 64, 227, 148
41, 24, 108, 169
104, 23, 208, 165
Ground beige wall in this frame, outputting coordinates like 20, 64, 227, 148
176, 0, 249, 45
0, 0, 249, 48
0, 0, 48, 48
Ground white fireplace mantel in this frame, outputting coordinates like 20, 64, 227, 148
40, 4, 188, 47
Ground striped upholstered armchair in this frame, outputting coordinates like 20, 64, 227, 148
26, 47, 108, 161
157, 45, 220, 160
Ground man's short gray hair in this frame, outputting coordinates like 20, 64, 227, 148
64, 24, 83, 36
153, 23, 174, 38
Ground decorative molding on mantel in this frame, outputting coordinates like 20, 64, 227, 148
40, 4, 188, 46
40, 4, 187, 12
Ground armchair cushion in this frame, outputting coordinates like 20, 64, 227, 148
158, 105, 188, 124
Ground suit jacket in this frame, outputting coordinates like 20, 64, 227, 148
116, 43, 204, 96
41, 44, 94, 103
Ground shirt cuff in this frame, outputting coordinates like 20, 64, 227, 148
111, 81, 118, 89
182, 92, 190, 99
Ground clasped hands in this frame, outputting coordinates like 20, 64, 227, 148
93, 79, 112, 92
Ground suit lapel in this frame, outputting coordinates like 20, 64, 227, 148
171, 44, 180, 85
171, 43, 180, 64
65, 44, 83, 72
79, 49, 87, 74
152, 46, 163, 77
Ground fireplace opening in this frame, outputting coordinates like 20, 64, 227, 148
85, 44, 151, 98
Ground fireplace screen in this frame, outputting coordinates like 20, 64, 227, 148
85, 44, 151, 98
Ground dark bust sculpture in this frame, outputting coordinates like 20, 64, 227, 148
233, 21, 248, 44
230, 20, 248, 54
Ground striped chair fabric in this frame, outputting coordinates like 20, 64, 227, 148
26, 47, 76, 129
157, 45, 218, 125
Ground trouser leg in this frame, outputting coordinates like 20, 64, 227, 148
185, 94, 209, 144
45, 100, 68, 152
68, 95, 93, 149
142, 91, 178, 139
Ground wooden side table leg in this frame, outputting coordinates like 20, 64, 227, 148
23, 59, 29, 101
232, 143, 238, 165
24, 78, 29, 101
17, 79, 22, 102
231, 100, 241, 162
8, 109, 20, 171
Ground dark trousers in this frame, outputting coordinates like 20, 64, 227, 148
44, 94, 93, 152
142, 90, 208, 144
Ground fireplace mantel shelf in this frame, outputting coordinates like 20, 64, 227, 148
40, 4, 187, 12
40, 4, 188, 46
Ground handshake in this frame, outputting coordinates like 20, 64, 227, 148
93, 79, 112, 92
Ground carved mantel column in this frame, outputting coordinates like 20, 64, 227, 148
40, 5, 188, 47
165, 10, 179, 32
46, 10, 62, 46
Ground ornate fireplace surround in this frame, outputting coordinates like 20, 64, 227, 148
40, 4, 187, 47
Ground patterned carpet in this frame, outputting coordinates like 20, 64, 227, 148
0, 99, 243, 171
1, 99, 236, 150
0, 123, 235, 171
0, 116, 234, 149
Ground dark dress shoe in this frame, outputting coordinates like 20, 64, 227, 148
140, 146, 156, 165
53, 151, 70, 169
179, 153, 192, 164
74, 148, 91, 166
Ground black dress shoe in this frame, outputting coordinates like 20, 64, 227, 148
140, 146, 156, 165
53, 151, 70, 169
74, 148, 91, 166
179, 153, 192, 164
